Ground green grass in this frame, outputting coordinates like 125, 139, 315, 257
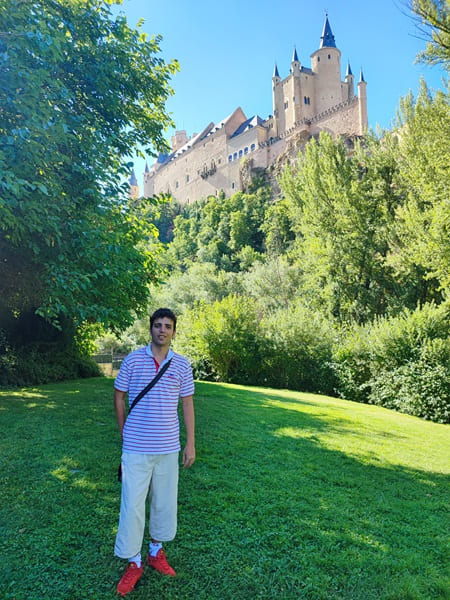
0, 379, 449, 600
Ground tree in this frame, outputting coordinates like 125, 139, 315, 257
408, 0, 450, 69
0, 0, 178, 338
391, 79, 450, 297
279, 132, 414, 323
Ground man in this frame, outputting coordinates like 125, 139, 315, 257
113, 308, 195, 597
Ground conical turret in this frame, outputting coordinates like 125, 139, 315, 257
320, 14, 336, 48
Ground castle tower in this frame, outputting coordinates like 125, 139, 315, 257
310, 14, 342, 114
345, 61, 355, 101
357, 68, 368, 134
291, 47, 301, 75
171, 130, 188, 152
128, 168, 139, 199
272, 63, 282, 137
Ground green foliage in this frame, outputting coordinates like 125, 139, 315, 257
165, 188, 272, 272
149, 262, 242, 315
0, 0, 177, 331
0, 333, 101, 387
391, 80, 450, 297
369, 338, 450, 423
240, 255, 302, 312
174, 295, 336, 395
280, 132, 419, 323
175, 296, 264, 383
332, 302, 450, 422
260, 197, 296, 256
411, 0, 450, 70
260, 301, 337, 394
0, 0, 179, 384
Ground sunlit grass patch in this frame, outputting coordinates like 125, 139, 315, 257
0, 377, 448, 599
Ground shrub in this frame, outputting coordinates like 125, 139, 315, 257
260, 301, 337, 394
175, 295, 264, 384
369, 338, 450, 423
0, 336, 101, 388
332, 302, 450, 422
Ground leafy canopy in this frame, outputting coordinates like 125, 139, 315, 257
0, 0, 178, 331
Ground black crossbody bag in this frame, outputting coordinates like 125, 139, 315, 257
117, 358, 172, 482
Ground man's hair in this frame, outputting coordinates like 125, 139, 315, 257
150, 308, 177, 332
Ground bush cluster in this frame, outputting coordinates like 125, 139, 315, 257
174, 296, 337, 395
174, 297, 449, 423
0, 327, 101, 388
332, 302, 450, 423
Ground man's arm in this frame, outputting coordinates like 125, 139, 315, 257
114, 389, 127, 439
181, 395, 195, 468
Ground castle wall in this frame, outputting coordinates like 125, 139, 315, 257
309, 97, 362, 137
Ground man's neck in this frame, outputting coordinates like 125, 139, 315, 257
150, 343, 170, 363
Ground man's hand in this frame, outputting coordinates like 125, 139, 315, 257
182, 444, 196, 468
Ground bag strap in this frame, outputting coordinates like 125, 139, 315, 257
128, 358, 172, 415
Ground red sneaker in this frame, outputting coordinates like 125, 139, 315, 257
146, 548, 176, 576
117, 562, 143, 596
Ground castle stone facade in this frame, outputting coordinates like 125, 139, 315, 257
138, 16, 367, 204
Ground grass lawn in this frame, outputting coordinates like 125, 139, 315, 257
0, 378, 449, 600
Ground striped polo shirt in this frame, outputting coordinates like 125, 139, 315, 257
115, 345, 195, 454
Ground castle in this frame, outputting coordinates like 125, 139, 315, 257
130, 15, 367, 204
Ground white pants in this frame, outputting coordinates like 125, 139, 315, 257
114, 452, 179, 559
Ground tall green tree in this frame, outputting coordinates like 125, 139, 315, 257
280, 132, 413, 323
391, 80, 450, 297
0, 0, 178, 338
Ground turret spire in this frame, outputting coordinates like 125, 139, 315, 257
320, 14, 336, 48
292, 47, 299, 63
359, 68, 365, 83
129, 168, 138, 187
346, 61, 353, 77
273, 63, 280, 78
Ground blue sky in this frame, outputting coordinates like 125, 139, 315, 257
113, 0, 446, 183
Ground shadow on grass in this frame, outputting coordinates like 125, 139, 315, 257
0, 378, 448, 599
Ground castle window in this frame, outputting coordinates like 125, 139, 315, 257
317, 56, 320, 62
250, 144, 256, 151
284, 101, 288, 109
328, 54, 331, 59
239, 150, 243, 158
304, 96, 310, 105
231, 182, 235, 189
244, 147, 248, 154
228, 155, 232, 163
175, 181, 179, 189
233, 152, 238, 160
186, 174, 190, 183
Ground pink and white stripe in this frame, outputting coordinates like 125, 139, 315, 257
115, 346, 195, 454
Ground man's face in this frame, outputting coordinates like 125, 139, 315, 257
150, 317, 176, 348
